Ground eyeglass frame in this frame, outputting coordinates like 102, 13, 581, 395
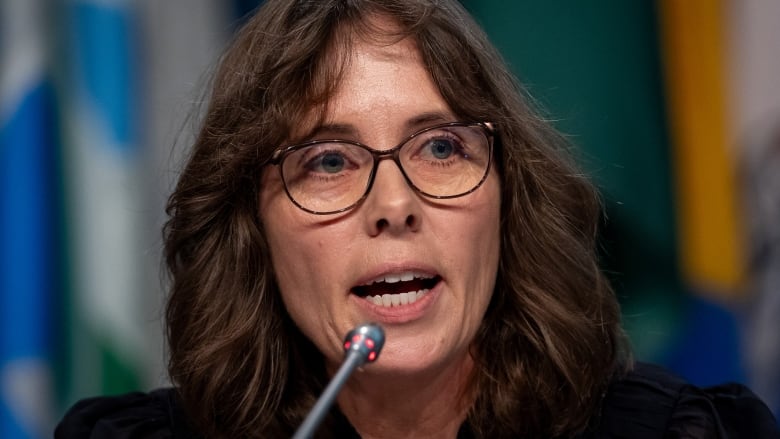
267, 121, 496, 215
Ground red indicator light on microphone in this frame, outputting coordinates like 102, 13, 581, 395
341, 323, 384, 364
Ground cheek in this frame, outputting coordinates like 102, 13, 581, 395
261, 202, 351, 314
261, 212, 355, 362
260, 176, 315, 306
265, 223, 322, 300
462, 176, 501, 298
455, 177, 501, 263
263, 223, 332, 341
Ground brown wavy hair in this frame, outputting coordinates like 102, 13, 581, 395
164, 0, 630, 437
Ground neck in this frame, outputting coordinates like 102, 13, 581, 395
334, 354, 475, 439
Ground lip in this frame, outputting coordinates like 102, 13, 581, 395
350, 276, 442, 324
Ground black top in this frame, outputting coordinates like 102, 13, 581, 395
55, 363, 779, 438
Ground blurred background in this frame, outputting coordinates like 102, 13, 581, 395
1, 0, 778, 437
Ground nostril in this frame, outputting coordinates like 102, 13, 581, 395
405, 214, 416, 227
375, 218, 389, 231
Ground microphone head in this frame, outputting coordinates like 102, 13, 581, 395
343, 323, 385, 364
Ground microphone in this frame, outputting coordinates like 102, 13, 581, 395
292, 323, 385, 439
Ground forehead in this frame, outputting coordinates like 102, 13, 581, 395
328, 35, 427, 104
292, 18, 443, 141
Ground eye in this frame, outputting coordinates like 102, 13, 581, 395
298, 145, 358, 175
428, 139, 455, 159
316, 152, 346, 173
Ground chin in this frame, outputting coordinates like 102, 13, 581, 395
369, 343, 467, 377
361, 360, 434, 378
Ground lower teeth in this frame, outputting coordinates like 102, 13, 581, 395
367, 290, 429, 307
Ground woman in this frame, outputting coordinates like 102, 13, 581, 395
57, 0, 778, 437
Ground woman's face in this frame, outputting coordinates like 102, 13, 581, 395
259, 29, 501, 376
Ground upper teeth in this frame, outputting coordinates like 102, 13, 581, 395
368, 271, 432, 285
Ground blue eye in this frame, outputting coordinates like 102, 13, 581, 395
429, 139, 454, 159
317, 152, 345, 173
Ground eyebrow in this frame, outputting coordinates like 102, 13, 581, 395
405, 111, 454, 130
305, 111, 456, 142
307, 123, 356, 140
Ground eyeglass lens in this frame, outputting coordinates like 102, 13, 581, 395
280, 124, 491, 214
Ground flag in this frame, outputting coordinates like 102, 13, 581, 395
0, 1, 57, 438
57, 0, 145, 405
2, 0, 246, 433
463, 0, 686, 367
57, 0, 239, 409
658, 0, 745, 296
658, 0, 780, 413
727, 0, 780, 415
464, 0, 751, 388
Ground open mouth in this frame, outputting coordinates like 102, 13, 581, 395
352, 272, 441, 307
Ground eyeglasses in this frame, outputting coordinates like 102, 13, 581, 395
268, 122, 495, 215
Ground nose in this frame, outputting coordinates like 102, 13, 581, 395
362, 159, 422, 236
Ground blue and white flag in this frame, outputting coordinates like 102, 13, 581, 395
2, 1, 251, 437
58, 0, 145, 404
